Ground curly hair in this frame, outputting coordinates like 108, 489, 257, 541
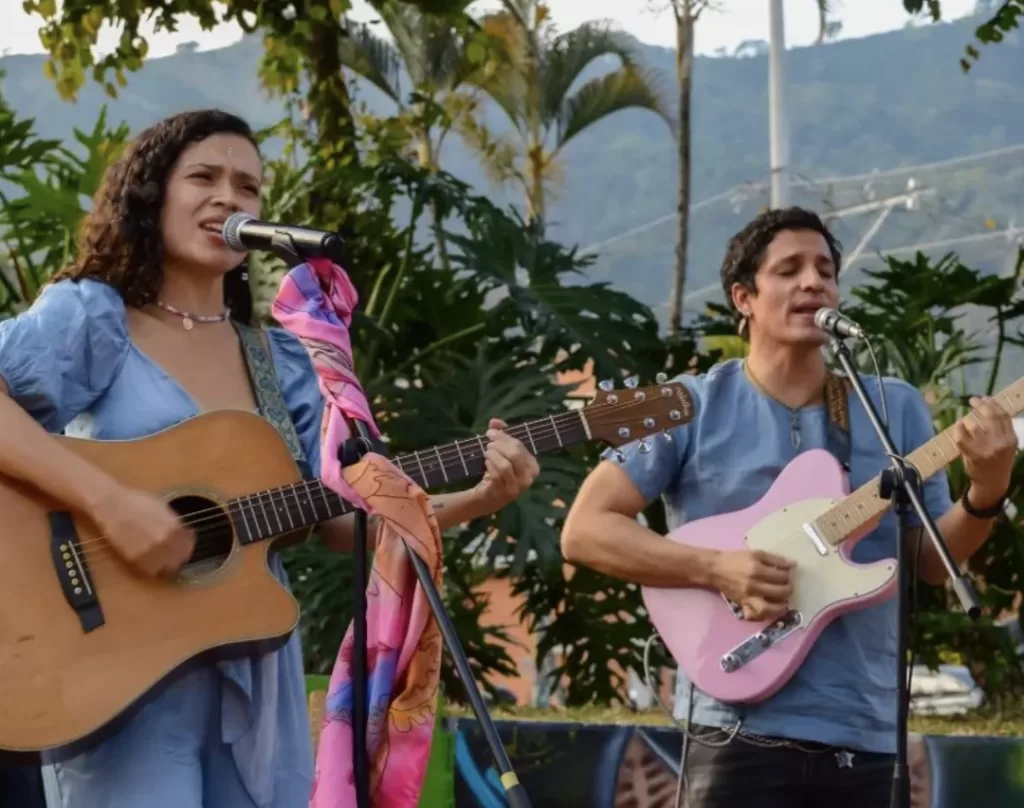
719, 206, 843, 323
53, 109, 260, 324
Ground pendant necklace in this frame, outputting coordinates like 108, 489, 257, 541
743, 361, 823, 451
154, 300, 231, 331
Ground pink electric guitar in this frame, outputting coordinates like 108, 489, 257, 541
642, 375, 1024, 705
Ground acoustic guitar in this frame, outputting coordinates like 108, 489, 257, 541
0, 378, 692, 757
642, 375, 1024, 705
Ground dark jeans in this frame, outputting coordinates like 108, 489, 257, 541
684, 725, 895, 808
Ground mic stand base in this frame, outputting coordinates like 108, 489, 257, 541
826, 336, 980, 808
340, 421, 532, 808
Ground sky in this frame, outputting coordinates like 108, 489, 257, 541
0, 0, 980, 60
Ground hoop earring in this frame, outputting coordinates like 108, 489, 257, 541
737, 316, 749, 337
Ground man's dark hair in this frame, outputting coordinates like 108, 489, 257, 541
719, 206, 843, 321
53, 108, 259, 324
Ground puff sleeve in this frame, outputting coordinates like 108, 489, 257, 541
0, 279, 130, 433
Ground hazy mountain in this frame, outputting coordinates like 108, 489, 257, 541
2, 12, 1022, 327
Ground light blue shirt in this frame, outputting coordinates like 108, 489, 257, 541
608, 359, 952, 753
0, 278, 323, 805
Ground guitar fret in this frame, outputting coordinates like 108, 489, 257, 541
288, 484, 305, 529
454, 440, 469, 476
413, 451, 429, 487
235, 497, 255, 544
521, 422, 538, 455
434, 446, 449, 484
267, 490, 284, 534
549, 415, 563, 448
255, 493, 272, 537
280, 487, 296, 531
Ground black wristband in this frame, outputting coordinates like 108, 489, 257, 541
961, 483, 1009, 519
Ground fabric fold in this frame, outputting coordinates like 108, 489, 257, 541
273, 258, 443, 808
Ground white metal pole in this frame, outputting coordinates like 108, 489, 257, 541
768, 0, 790, 208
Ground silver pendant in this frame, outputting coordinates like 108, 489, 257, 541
835, 749, 855, 769
182, 316, 194, 331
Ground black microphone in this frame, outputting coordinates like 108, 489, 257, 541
814, 307, 866, 340
221, 212, 344, 262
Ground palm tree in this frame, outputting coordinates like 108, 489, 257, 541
665, 0, 834, 335
462, 0, 674, 229
339, 1, 487, 270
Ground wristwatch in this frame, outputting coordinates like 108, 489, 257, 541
960, 483, 1010, 519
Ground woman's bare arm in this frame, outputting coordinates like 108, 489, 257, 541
0, 378, 120, 515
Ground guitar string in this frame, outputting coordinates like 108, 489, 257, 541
64, 394, 680, 565
74, 391, 671, 561
70, 388, 978, 570
69, 412, 661, 571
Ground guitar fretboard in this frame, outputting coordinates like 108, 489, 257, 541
225, 411, 589, 544
812, 376, 1024, 546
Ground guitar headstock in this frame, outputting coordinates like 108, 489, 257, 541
583, 373, 695, 454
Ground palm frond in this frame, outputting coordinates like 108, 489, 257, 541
541, 21, 637, 124
454, 111, 526, 190
557, 65, 674, 148
340, 21, 403, 103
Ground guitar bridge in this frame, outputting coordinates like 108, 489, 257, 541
720, 611, 802, 673
49, 511, 105, 634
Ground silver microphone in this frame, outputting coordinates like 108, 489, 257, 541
814, 307, 865, 340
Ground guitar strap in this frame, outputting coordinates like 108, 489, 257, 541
234, 322, 311, 479
823, 373, 852, 474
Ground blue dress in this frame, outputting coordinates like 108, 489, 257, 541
0, 278, 324, 807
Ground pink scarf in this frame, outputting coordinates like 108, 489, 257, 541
272, 258, 442, 808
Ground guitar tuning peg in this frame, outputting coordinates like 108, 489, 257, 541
637, 439, 651, 454
598, 379, 615, 392
662, 431, 674, 443
612, 449, 626, 463
624, 375, 639, 389
655, 372, 668, 384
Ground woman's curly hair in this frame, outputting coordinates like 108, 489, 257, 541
53, 108, 260, 324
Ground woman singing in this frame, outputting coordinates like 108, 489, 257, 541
0, 108, 539, 807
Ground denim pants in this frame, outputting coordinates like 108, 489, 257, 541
684, 725, 895, 808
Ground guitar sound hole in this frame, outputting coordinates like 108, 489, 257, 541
169, 495, 235, 580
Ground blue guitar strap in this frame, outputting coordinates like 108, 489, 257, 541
234, 322, 311, 480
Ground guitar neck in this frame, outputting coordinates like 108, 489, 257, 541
814, 377, 1024, 547
230, 410, 590, 545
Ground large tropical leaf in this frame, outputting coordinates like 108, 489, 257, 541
0, 105, 128, 315
381, 341, 582, 576
448, 198, 663, 378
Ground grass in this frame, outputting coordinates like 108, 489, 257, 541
440, 703, 1024, 737
303, 676, 1024, 737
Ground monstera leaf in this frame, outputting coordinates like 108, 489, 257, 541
447, 198, 662, 380
0, 106, 128, 315
381, 340, 584, 576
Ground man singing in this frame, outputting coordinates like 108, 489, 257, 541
561, 207, 1017, 807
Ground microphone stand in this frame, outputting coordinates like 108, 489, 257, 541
826, 335, 980, 808
268, 237, 531, 808
338, 420, 533, 808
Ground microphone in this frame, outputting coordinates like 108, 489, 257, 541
814, 307, 866, 340
221, 212, 344, 262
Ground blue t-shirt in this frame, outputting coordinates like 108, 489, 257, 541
608, 359, 952, 753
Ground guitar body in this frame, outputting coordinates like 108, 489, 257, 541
642, 450, 898, 704
0, 411, 306, 757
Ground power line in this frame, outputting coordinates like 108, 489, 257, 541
576, 142, 1024, 258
